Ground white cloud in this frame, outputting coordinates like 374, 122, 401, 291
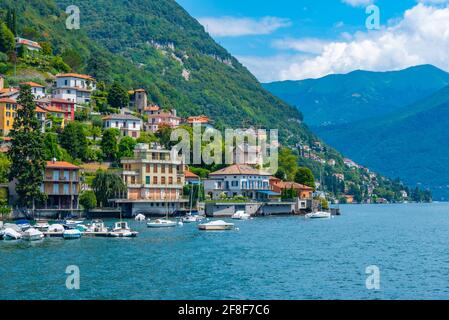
272, 38, 330, 54
198, 16, 291, 37
342, 0, 375, 7
242, 4, 449, 81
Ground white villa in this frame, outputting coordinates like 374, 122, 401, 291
103, 114, 142, 138
52, 73, 96, 105
204, 164, 277, 201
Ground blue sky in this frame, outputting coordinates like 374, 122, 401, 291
176, 0, 449, 82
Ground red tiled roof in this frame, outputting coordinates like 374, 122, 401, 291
272, 181, 314, 191
35, 106, 47, 113
185, 170, 199, 179
144, 105, 160, 111
50, 98, 75, 104
46, 161, 79, 169
209, 164, 270, 176
42, 106, 63, 113
16, 38, 42, 49
20, 82, 44, 88
0, 98, 17, 103
187, 115, 209, 124
56, 73, 95, 81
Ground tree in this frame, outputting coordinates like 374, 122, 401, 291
277, 147, 299, 181
0, 153, 11, 183
40, 42, 53, 56
107, 82, 129, 109
87, 52, 111, 82
0, 22, 15, 54
8, 85, 46, 208
60, 122, 88, 161
79, 190, 97, 212
118, 136, 137, 159
42, 133, 62, 160
294, 167, 315, 189
92, 170, 126, 207
101, 128, 120, 161
155, 124, 173, 148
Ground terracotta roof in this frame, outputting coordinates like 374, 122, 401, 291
46, 161, 79, 169
20, 82, 44, 88
185, 170, 199, 179
103, 114, 142, 121
187, 115, 209, 124
144, 105, 160, 111
50, 98, 75, 104
0, 88, 19, 95
209, 164, 270, 176
56, 73, 95, 81
272, 181, 314, 191
0, 98, 17, 103
35, 106, 47, 113
42, 105, 64, 113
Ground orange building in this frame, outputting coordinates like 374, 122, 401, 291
40, 161, 80, 211
270, 177, 314, 199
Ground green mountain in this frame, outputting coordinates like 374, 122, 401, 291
263, 65, 449, 126
315, 86, 449, 200
0, 0, 415, 202
1, 0, 312, 144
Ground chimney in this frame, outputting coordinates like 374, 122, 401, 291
52, 157, 57, 164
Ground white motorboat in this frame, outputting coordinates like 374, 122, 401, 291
65, 219, 84, 228
3, 228, 22, 240
22, 228, 44, 241
181, 215, 204, 223
63, 229, 82, 239
109, 221, 138, 238
34, 221, 50, 232
134, 214, 146, 221
198, 220, 234, 231
147, 219, 177, 228
84, 220, 109, 237
305, 211, 331, 219
231, 210, 251, 220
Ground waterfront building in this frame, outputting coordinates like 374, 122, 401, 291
184, 169, 200, 185
103, 114, 142, 138
117, 143, 188, 216
204, 164, 278, 201
52, 73, 96, 105
39, 160, 80, 212
144, 105, 181, 132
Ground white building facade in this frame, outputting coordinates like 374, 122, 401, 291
53, 73, 96, 105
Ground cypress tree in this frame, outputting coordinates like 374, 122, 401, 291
8, 85, 46, 209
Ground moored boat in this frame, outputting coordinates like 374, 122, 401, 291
109, 221, 138, 238
134, 214, 146, 221
3, 228, 22, 240
63, 229, 82, 239
305, 211, 331, 219
22, 228, 44, 241
198, 220, 234, 231
147, 219, 177, 228
231, 211, 251, 220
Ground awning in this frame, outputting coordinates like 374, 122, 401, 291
257, 190, 281, 196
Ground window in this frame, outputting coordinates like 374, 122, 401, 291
115, 121, 119, 127
153, 176, 158, 184
161, 165, 166, 174
133, 122, 136, 128
63, 184, 69, 194
153, 164, 158, 173
64, 170, 69, 180
53, 184, 59, 194
169, 177, 173, 185
64, 80, 68, 86
53, 170, 59, 180
146, 165, 150, 173
161, 177, 166, 185
131, 176, 135, 184
169, 166, 173, 174
132, 131, 137, 138
146, 176, 150, 185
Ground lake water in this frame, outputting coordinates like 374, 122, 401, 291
1, 203, 449, 300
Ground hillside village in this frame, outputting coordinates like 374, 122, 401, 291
0, 12, 431, 220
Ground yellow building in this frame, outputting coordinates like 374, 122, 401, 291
0, 98, 18, 135
117, 143, 188, 216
